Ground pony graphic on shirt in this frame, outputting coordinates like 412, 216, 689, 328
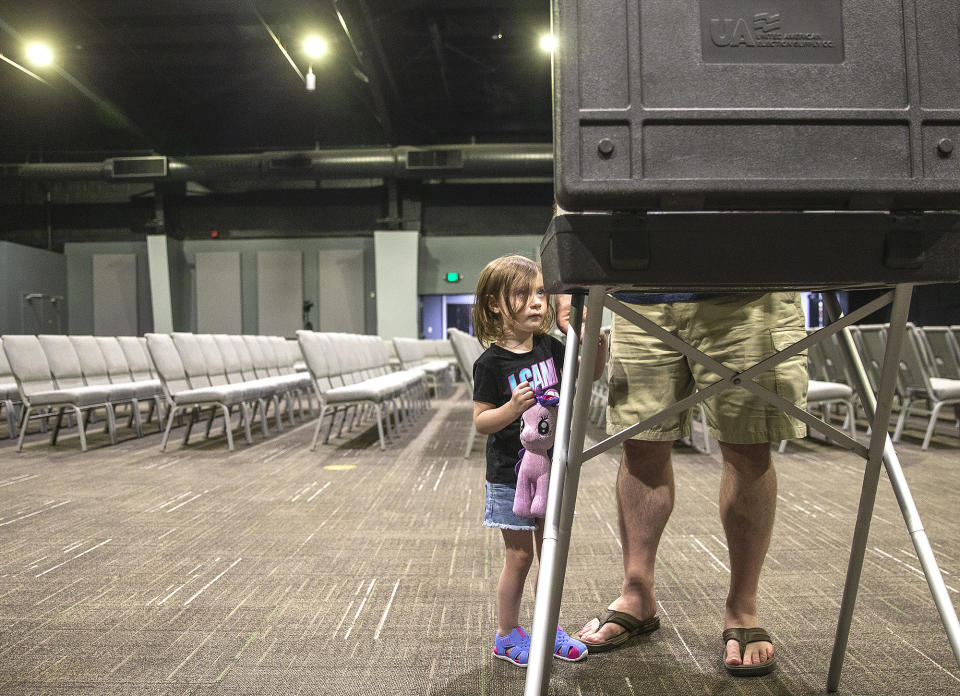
506, 356, 559, 393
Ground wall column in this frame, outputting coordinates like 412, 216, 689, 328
146, 235, 174, 333
374, 230, 419, 338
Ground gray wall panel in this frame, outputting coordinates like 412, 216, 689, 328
93, 253, 138, 336
195, 251, 242, 334
317, 249, 365, 333
257, 250, 302, 337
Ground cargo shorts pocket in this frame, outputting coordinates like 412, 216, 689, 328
770, 327, 808, 408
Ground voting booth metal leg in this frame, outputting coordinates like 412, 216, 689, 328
525, 289, 606, 696
825, 287, 960, 691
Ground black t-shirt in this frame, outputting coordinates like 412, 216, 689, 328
472, 334, 566, 485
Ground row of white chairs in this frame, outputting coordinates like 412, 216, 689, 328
851, 324, 960, 450
298, 331, 431, 451
145, 333, 311, 451
1, 334, 164, 451
780, 323, 960, 451
391, 337, 456, 395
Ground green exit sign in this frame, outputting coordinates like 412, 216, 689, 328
445, 272, 462, 282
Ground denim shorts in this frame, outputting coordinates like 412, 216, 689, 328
482, 482, 537, 531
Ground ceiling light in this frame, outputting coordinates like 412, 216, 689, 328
25, 42, 54, 67
538, 33, 556, 53
303, 36, 328, 59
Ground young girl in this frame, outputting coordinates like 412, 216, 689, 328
472, 254, 604, 667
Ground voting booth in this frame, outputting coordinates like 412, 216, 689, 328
526, 1, 960, 693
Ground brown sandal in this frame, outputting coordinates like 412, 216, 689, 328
722, 627, 777, 677
582, 609, 660, 652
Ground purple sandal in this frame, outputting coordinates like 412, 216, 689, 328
554, 625, 588, 661
494, 626, 531, 667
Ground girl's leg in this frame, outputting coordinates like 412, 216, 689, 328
497, 527, 537, 636
530, 519, 545, 598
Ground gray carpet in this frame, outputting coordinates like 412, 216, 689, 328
1, 389, 958, 695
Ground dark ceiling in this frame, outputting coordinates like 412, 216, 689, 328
0, 0, 553, 161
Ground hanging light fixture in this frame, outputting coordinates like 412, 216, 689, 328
303, 35, 327, 91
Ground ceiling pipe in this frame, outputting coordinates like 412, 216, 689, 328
5, 143, 553, 183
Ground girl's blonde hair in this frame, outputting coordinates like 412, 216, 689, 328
472, 255, 555, 347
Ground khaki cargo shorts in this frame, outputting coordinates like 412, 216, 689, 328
607, 292, 808, 444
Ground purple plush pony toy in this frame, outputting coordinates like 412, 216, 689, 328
513, 386, 560, 518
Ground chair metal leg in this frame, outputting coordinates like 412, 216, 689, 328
393, 398, 403, 433
921, 402, 944, 450
338, 404, 352, 437
132, 399, 144, 438
241, 403, 253, 444
257, 398, 269, 436
74, 406, 88, 452
374, 403, 386, 450
390, 399, 401, 437
16, 405, 33, 452
149, 398, 163, 431
3, 401, 17, 439
105, 404, 117, 445
696, 403, 711, 454
204, 407, 217, 439
273, 395, 284, 431
145, 398, 155, 425
160, 404, 179, 451
324, 406, 338, 444
221, 404, 235, 451
893, 397, 913, 441
51, 407, 65, 446
183, 408, 198, 445
310, 405, 329, 451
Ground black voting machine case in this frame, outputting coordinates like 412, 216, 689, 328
553, 0, 960, 213
542, 0, 960, 292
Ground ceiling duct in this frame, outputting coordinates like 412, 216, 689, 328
5, 144, 552, 185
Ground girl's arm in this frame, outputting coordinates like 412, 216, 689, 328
474, 381, 536, 434
555, 294, 607, 382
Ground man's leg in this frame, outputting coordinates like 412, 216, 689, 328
718, 441, 776, 667
578, 439, 674, 644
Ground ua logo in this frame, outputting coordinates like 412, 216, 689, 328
711, 12, 781, 46
709, 17, 755, 47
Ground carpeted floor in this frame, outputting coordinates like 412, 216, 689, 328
0, 387, 958, 695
